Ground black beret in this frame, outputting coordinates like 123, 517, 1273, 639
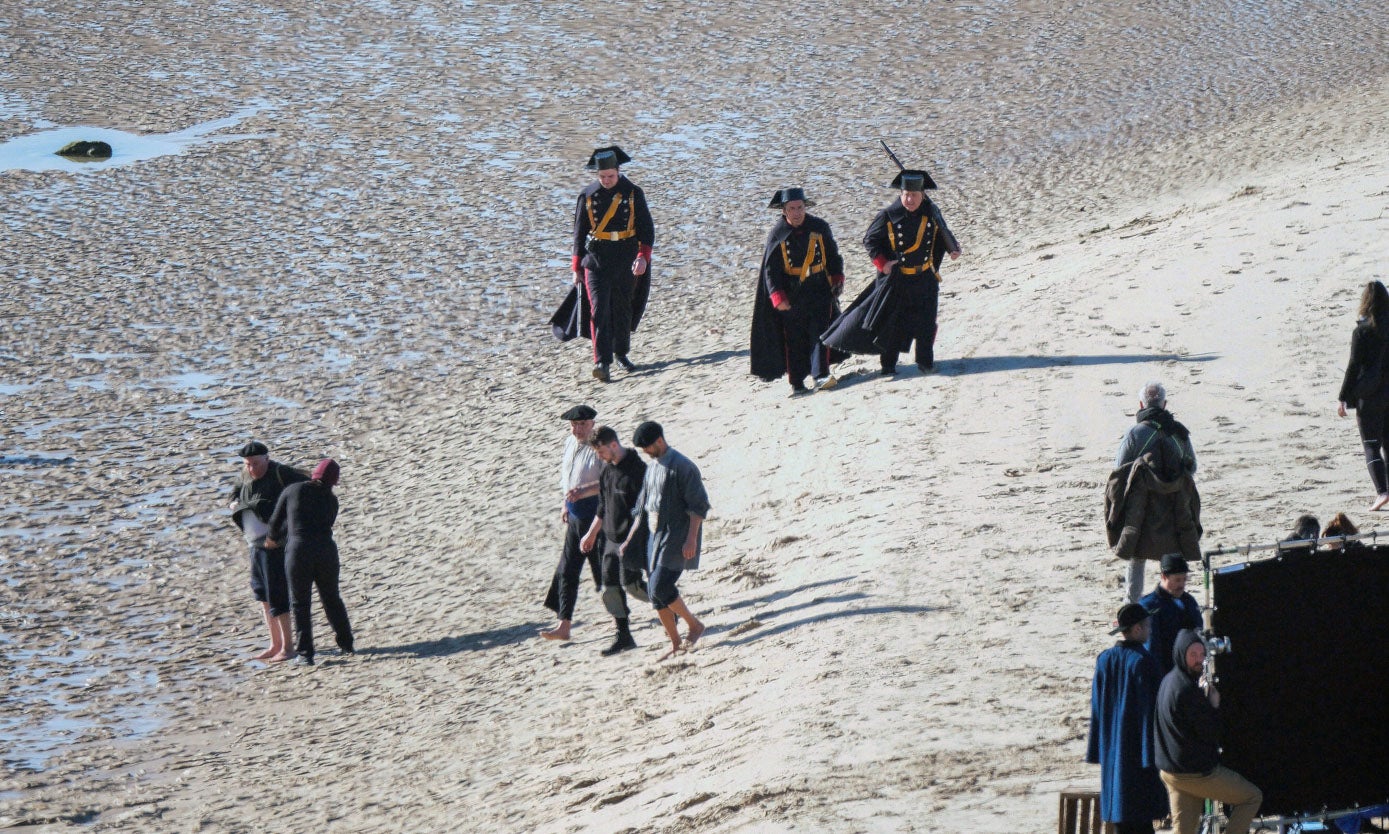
1160, 553, 1190, 575
561, 404, 597, 421
632, 421, 664, 447
238, 441, 269, 457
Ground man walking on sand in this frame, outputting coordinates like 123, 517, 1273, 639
570, 145, 655, 383
541, 405, 604, 641
228, 440, 307, 662
1112, 381, 1200, 601
580, 425, 649, 656
1087, 603, 1169, 834
624, 421, 708, 661
821, 165, 962, 376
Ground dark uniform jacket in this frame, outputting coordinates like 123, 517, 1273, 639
268, 480, 339, 552
750, 215, 848, 380
821, 198, 959, 354
550, 176, 655, 341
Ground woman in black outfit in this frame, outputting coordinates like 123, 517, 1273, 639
1338, 281, 1389, 512
266, 458, 354, 665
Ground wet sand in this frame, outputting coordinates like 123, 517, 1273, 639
2, 0, 1388, 830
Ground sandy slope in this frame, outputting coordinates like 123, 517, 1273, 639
3, 1, 1388, 831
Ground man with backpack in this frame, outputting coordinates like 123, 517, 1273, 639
1109, 382, 1201, 602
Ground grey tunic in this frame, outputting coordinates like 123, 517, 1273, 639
637, 447, 711, 570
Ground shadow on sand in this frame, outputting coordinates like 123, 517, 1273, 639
357, 621, 549, 658
937, 352, 1219, 376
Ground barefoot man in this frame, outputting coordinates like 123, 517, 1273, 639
541, 405, 603, 641
228, 440, 307, 662
625, 421, 708, 661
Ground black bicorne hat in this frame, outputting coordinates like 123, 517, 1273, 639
586, 146, 631, 170
890, 169, 938, 191
767, 187, 816, 209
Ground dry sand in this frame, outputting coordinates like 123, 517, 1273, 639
2, 1, 1388, 831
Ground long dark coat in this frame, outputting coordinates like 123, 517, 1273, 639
1087, 640, 1170, 823
750, 214, 847, 380
821, 197, 958, 355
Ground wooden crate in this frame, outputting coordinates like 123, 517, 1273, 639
1058, 790, 1116, 834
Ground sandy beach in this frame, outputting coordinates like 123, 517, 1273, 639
3, 0, 1388, 830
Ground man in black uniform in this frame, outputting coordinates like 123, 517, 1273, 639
750, 187, 848, 395
571, 145, 655, 383
228, 440, 308, 662
822, 168, 962, 375
580, 425, 649, 656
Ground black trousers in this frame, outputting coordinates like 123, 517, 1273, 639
880, 275, 939, 370
779, 291, 837, 385
286, 540, 353, 660
584, 260, 636, 366
544, 511, 601, 620
1114, 822, 1154, 834
599, 539, 649, 618
1356, 402, 1389, 495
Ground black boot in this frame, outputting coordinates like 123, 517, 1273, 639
600, 619, 637, 656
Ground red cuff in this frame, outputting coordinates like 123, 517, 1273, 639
770, 290, 788, 308
872, 255, 889, 272
638, 244, 653, 260
571, 255, 582, 273
830, 273, 845, 287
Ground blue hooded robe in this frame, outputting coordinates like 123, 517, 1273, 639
1086, 640, 1170, 823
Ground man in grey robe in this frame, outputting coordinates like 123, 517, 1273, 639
623, 421, 709, 661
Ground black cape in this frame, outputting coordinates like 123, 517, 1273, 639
548, 269, 652, 342
821, 198, 957, 355
750, 216, 847, 380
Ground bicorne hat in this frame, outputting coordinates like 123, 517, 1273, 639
890, 169, 938, 191
586, 146, 631, 171
768, 187, 816, 209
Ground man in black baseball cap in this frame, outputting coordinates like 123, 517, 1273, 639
1139, 554, 1203, 675
228, 440, 308, 662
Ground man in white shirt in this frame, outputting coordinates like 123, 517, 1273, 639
541, 405, 603, 640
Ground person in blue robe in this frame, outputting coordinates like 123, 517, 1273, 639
1087, 603, 1170, 833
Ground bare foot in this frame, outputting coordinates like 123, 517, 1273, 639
657, 645, 685, 662
253, 647, 279, 660
682, 622, 706, 650
267, 652, 291, 663
1371, 494, 1389, 512
540, 627, 571, 641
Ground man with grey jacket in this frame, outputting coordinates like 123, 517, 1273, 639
1114, 381, 1199, 601
623, 421, 709, 661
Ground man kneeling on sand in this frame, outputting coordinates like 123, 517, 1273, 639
624, 421, 708, 661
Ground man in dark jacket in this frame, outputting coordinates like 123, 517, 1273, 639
1155, 629, 1262, 834
580, 426, 649, 656
1087, 603, 1169, 834
749, 187, 847, 395
1139, 554, 1204, 676
1111, 455, 1202, 603
265, 458, 354, 666
228, 440, 307, 662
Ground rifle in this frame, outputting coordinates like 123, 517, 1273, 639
880, 139, 906, 172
